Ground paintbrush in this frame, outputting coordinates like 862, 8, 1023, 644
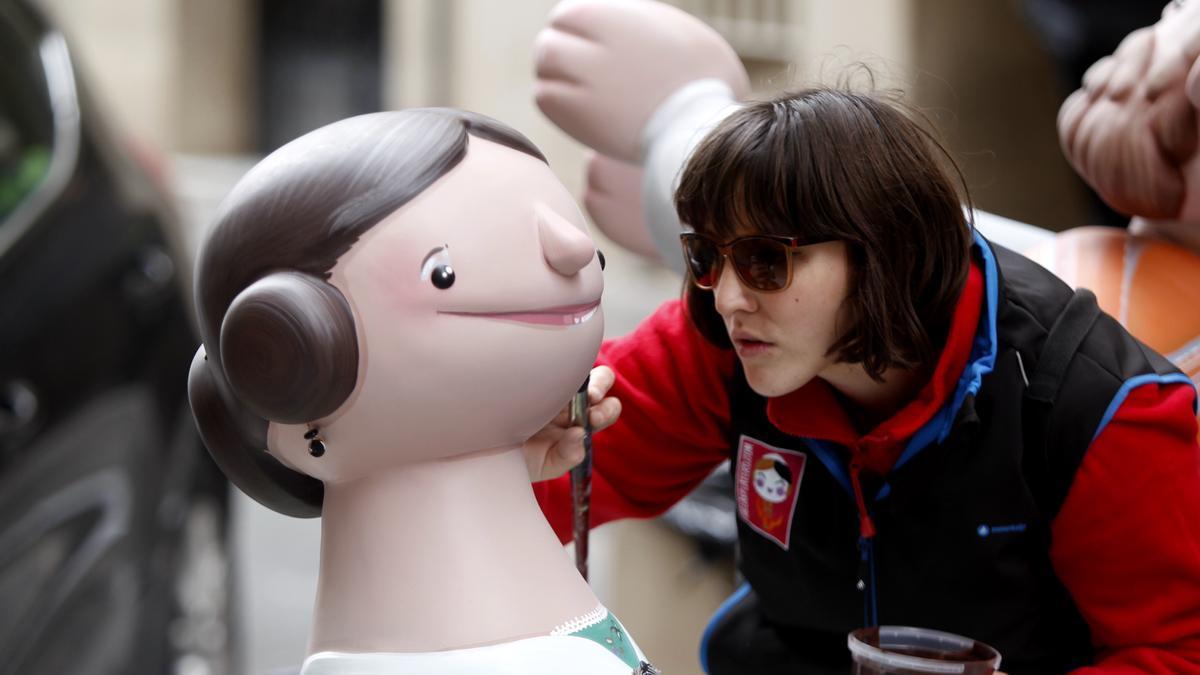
568, 376, 592, 580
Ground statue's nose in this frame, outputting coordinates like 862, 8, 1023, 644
539, 208, 595, 276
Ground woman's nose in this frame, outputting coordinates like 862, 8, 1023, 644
713, 262, 755, 316
538, 207, 596, 276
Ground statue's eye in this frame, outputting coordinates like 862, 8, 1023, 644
430, 265, 455, 289
420, 245, 455, 290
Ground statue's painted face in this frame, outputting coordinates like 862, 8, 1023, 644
270, 138, 604, 481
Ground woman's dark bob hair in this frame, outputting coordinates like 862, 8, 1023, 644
675, 87, 974, 380
188, 109, 545, 517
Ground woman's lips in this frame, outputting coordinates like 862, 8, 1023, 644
732, 335, 774, 357
440, 300, 601, 326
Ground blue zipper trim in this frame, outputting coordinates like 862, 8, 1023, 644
1091, 373, 1197, 443
892, 232, 999, 472
700, 582, 752, 674
804, 437, 854, 496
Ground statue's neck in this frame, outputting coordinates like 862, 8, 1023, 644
309, 446, 597, 654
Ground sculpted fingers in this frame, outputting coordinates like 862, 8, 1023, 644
534, 4, 638, 158
546, 0, 627, 43
1182, 5, 1200, 63
534, 21, 612, 85
534, 0, 750, 163
1062, 1, 1200, 222
585, 152, 643, 204
1147, 0, 1200, 97
1072, 95, 1114, 180
1070, 94, 1185, 218
533, 25, 605, 130
1147, 37, 1193, 98
533, 79, 590, 135
1058, 89, 1091, 164
1109, 28, 1155, 100
1082, 55, 1117, 99
1152, 86, 1199, 167
1188, 57, 1200, 107
583, 153, 659, 261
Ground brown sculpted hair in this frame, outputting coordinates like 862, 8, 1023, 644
188, 109, 545, 517
675, 88, 973, 380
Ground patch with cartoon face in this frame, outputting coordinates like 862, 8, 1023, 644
735, 435, 806, 550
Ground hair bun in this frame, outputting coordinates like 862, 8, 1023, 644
220, 271, 358, 424
188, 347, 323, 517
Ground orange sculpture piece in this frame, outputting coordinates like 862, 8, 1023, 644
1029, 228, 1200, 389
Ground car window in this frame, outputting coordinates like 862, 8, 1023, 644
0, 12, 54, 222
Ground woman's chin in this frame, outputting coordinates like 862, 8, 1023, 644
744, 370, 806, 399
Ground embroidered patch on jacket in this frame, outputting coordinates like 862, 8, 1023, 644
735, 435, 806, 550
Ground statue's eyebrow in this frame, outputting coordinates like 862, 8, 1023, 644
420, 244, 448, 267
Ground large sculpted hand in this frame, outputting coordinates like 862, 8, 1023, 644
1058, 0, 1200, 224
582, 152, 661, 262
534, 0, 750, 163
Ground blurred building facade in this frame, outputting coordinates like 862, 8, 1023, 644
36, 0, 1110, 231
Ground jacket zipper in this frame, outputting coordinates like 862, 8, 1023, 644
850, 460, 879, 627
858, 535, 878, 627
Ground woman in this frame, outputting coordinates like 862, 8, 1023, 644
189, 108, 657, 674
531, 89, 1200, 673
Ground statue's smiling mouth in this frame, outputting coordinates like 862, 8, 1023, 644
440, 300, 601, 326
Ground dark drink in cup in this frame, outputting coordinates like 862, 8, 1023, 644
848, 626, 1001, 674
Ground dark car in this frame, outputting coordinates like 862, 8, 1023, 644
0, 2, 232, 673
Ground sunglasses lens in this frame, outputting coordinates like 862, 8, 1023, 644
683, 237, 720, 288
730, 239, 790, 291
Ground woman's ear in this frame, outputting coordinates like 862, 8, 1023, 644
220, 271, 359, 424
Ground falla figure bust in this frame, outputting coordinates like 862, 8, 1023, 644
187, 109, 656, 674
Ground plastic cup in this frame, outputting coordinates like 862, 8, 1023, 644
848, 626, 1002, 674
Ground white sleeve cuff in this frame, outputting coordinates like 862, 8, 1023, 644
640, 79, 741, 274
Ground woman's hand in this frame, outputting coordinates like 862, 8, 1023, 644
524, 366, 622, 482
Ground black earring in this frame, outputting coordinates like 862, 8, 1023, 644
304, 426, 326, 457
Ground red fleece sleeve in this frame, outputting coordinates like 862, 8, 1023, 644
1050, 381, 1200, 673
534, 299, 736, 543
